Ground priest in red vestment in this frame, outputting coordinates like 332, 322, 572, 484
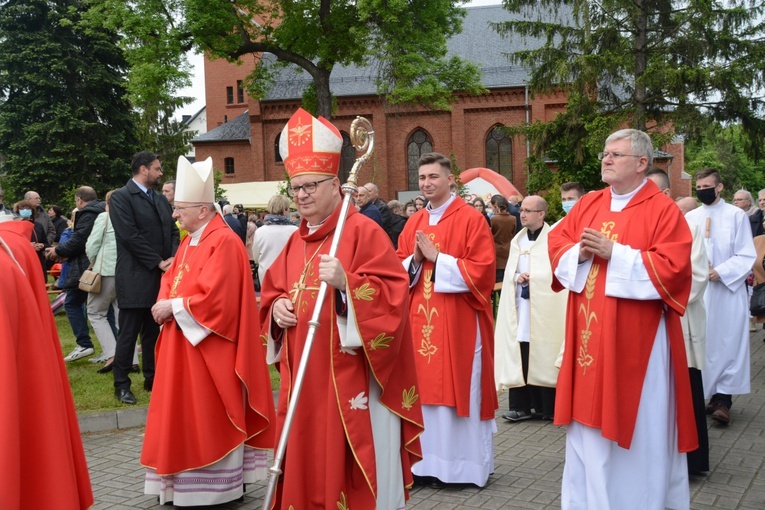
141, 156, 275, 506
548, 129, 697, 510
396, 152, 498, 487
0, 217, 93, 510
260, 108, 424, 509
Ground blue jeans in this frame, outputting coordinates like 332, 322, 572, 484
64, 288, 94, 349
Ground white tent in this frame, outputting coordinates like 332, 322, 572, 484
219, 181, 286, 209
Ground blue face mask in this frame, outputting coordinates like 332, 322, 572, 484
561, 201, 576, 215
19, 209, 33, 219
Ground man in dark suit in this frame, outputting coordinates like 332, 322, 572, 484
109, 152, 179, 405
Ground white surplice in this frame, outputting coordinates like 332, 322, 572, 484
553, 183, 689, 510
685, 200, 755, 397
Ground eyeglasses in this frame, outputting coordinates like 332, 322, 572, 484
172, 204, 206, 211
732, 198, 748, 202
287, 177, 333, 197
519, 208, 543, 213
597, 151, 642, 161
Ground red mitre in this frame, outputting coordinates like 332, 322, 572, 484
279, 108, 343, 178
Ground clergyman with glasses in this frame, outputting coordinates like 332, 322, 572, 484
140, 156, 276, 506
259, 108, 423, 508
109, 151, 179, 405
547, 129, 697, 508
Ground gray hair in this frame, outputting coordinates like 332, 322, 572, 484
222, 204, 233, 215
605, 129, 654, 168
734, 189, 754, 203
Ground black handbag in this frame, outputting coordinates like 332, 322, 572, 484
750, 283, 765, 316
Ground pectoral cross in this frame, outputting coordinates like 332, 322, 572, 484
170, 263, 189, 298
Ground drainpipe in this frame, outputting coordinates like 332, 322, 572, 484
525, 85, 530, 161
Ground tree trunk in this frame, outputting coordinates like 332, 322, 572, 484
315, 68, 333, 119
633, 0, 648, 131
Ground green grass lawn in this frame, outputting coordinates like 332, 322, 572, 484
53, 297, 280, 414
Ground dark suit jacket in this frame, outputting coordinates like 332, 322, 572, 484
110, 180, 179, 308
55, 200, 105, 289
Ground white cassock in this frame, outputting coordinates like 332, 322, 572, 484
402, 196, 496, 487
685, 200, 755, 397
554, 184, 689, 510
681, 220, 708, 370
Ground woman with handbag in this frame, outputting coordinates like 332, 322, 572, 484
85, 191, 138, 373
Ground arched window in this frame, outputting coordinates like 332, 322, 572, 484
274, 133, 283, 163
340, 133, 355, 183
486, 125, 513, 181
224, 157, 235, 174
407, 129, 433, 190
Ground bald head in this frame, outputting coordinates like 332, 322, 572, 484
676, 197, 698, 215
520, 195, 548, 231
363, 183, 379, 201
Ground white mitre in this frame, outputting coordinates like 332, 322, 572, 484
175, 156, 214, 203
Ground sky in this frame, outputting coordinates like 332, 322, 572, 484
176, 0, 503, 120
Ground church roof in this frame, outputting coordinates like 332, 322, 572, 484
262, 5, 539, 101
192, 110, 250, 143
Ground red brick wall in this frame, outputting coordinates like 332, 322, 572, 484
194, 141, 254, 184
204, 55, 255, 131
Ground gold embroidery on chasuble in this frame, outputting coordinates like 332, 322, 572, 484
576, 221, 620, 375
289, 237, 329, 315
402, 386, 419, 411
337, 492, 349, 510
417, 269, 439, 362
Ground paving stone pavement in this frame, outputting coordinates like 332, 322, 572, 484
81, 330, 765, 509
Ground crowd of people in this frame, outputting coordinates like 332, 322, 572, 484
1, 110, 761, 509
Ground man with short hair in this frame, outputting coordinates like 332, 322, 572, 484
560, 181, 585, 216
110, 152, 179, 405
161, 180, 176, 206
386, 199, 407, 249
25, 190, 55, 244
489, 194, 516, 282
260, 108, 423, 508
141, 156, 275, 506
223, 204, 245, 242
548, 129, 697, 508
495, 195, 566, 423
355, 185, 384, 228
46, 186, 105, 362
364, 182, 393, 233
397, 152, 498, 487
685, 168, 756, 425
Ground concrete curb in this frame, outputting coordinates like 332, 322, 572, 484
77, 390, 280, 434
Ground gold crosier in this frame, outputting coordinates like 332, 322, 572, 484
577, 221, 618, 374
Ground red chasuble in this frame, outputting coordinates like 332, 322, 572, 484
141, 214, 275, 475
548, 181, 698, 452
260, 205, 424, 510
396, 197, 499, 420
0, 221, 93, 509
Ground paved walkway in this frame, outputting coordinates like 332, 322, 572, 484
81, 331, 765, 509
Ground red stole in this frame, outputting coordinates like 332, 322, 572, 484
260, 205, 423, 509
549, 183, 697, 451
141, 215, 275, 475
397, 197, 498, 420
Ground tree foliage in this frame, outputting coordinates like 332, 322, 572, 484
85, 0, 195, 168
0, 0, 139, 202
494, 0, 765, 181
181, 0, 486, 118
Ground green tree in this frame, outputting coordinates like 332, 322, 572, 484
182, 0, 486, 118
85, 0, 194, 168
494, 0, 765, 171
0, 0, 139, 201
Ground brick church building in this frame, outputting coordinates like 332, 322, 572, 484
192, 5, 689, 205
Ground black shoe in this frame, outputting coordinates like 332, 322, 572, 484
115, 388, 137, 405
131, 364, 140, 373
144, 380, 153, 392
96, 362, 113, 374
502, 409, 533, 422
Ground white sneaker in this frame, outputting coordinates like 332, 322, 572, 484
64, 346, 95, 362
89, 354, 108, 364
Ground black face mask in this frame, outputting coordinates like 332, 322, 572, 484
696, 187, 718, 206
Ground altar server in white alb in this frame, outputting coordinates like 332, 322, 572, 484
685, 167, 756, 425
494, 195, 567, 422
